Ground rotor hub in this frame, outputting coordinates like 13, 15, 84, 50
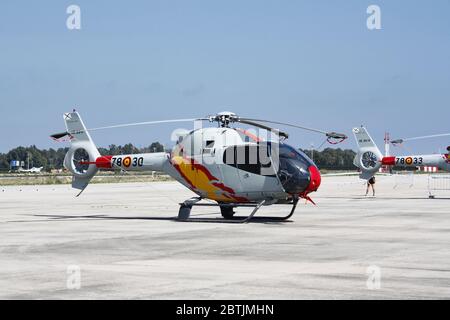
210, 111, 238, 127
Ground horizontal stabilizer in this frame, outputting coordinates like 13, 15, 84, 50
50, 131, 71, 141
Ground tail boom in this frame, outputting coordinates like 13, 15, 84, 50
54, 111, 170, 194
382, 154, 450, 171
80, 153, 168, 172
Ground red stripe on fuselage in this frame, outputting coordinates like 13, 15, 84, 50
382, 156, 396, 166
171, 156, 248, 202
172, 162, 196, 190
95, 156, 113, 169
212, 182, 234, 194
191, 162, 218, 181
236, 128, 262, 142
79, 155, 113, 169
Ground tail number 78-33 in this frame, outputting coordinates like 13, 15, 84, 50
396, 157, 423, 166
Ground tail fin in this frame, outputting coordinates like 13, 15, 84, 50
62, 112, 100, 195
352, 126, 383, 180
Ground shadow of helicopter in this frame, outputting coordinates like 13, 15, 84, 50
319, 196, 450, 200
31, 213, 294, 224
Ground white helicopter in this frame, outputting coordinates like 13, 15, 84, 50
353, 126, 450, 179
51, 110, 347, 223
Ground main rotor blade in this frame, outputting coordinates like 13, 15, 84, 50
88, 118, 207, 132
392, 132, 450, 145
236, 119, 289, 139
238, 118, 347, 139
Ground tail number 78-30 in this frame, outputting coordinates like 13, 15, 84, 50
112, 156, 144, 168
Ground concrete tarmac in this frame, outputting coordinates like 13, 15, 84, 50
1, 174, 450, 299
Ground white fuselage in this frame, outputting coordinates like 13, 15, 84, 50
392, 154, 450, 171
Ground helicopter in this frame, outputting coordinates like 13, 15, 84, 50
352, 126, 450, 179
51, 110, 347, 223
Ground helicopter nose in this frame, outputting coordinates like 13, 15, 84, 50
305, 165, 321, 193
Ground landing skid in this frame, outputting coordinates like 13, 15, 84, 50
177, 197, 299, 223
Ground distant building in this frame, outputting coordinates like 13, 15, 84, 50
10, 160, 25, 170
419, 166, 439, 173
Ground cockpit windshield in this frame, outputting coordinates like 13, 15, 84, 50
278, 144, 315, 167
267, 142, 316, 194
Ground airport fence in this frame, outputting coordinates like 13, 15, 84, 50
392, 172, 414, 189
428, 174, 450, 198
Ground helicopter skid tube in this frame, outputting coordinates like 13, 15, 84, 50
177, 198, 299, 223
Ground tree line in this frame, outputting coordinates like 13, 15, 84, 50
302, 148, 357, 170
0, 144, 356, 172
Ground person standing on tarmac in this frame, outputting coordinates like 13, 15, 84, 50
366, 176, 376, 196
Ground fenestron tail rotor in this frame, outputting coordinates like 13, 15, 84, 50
73, 148, 90, 173
361, 151, 378, 169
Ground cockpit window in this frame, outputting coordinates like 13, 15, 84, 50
278, 144, 315, 167
222, 142, 314, 177
223, 144, 274, 176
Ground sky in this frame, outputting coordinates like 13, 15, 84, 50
1, 0, 449, 155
